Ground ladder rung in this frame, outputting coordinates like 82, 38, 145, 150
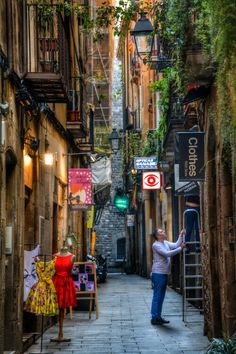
185, 286, 202, 290
184, 254, 201, 257
185, 297, 203, 301
185, 275, 203, 278
185, 242, 201, 244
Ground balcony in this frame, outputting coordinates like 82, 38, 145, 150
24, 4, 70, 102
66, 91, 87, 139
148, 38, 173, 72
185, 43, 214, 85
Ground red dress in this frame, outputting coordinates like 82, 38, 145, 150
53, 254, 77, 308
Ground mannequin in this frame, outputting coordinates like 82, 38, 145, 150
51, 242, 77, 342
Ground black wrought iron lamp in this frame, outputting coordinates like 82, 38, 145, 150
130, 13, 154, 61
109, 128, 120, 154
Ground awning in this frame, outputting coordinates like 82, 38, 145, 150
183, 86, 210, 104
91, 156, 112, 186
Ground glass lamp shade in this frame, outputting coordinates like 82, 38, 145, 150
109, 128, 120, 153
131, 13, 154, 59
44, 153, 53, 166
24, 153, 32, 167
133, 33, 154, 58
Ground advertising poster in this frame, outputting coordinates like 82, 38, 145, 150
68, 168, 92, 210
72, 262, 95, 293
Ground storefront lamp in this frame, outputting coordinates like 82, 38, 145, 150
109, 128, 120, 153
44, 153, 53, 166
24, 151, 32, 167
66, 233, 77, 247
114, 194, 130, 212
44, 135, 54, 166
130, 13, 154, 60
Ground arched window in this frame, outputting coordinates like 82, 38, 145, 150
117, 238, 126, 261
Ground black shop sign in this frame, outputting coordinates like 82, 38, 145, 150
178, 132, 205, 182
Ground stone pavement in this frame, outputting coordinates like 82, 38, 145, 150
26, 274, 209, 354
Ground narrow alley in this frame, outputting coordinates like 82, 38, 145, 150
26, 275, 208, 354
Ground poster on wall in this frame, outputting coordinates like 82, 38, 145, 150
68, 168, 92, 210
72, 262, 96, 293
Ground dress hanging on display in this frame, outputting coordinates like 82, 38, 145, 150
25, 258, 59, 316
53, 254, 77, 308
24, 245, 40, 301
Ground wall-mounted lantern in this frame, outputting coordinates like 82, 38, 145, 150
109, 128, 120, 154
130, 13, 154, 61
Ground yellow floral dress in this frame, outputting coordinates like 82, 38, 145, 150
25, 259, 59, 316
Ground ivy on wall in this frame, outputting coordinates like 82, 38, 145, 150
149, 0, 236, 169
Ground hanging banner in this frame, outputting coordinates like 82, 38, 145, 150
127, 214, 135, 227
142, 171, 162, 190
178, 132, 205, 181
87, 206, 95, 229
174, 164, 199, 196
134, 157, 158, 170
68, 168, 92, 210
174, 134, 199, 196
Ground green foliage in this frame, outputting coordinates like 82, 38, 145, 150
149, 67, 179, 140
33, 0, 154, 40
94, 126, 111, 154
155, 0, 236, 164
206, 333, 236, 353
141, 130, 159, 157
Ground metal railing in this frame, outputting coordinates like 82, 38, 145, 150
26, 4, 70, 87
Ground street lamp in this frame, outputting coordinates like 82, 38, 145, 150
130, 13, 154, 60
109, 128, 120, 154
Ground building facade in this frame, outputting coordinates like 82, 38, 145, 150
0, 1, 93, 352
120, 0, 236, 339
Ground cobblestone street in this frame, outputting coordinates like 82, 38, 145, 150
26, 274, 209, 354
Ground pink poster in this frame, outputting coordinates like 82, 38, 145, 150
68, 168, 92, 210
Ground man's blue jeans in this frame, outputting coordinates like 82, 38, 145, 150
185, 207, 200, 243
151, 273, 168, 319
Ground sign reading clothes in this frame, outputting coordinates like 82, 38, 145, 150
68, 168, 92, 210
178, 132, 205, 182
134, 157, 158, 170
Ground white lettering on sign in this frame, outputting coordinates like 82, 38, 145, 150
188, 137, 198, 177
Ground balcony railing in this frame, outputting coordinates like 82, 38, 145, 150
149, 37, 173, 72
24, 4, 70, 102
66, 90, 87, 138
162, 94, 185, 155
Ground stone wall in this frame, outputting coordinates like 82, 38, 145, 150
95, 35, 126, 270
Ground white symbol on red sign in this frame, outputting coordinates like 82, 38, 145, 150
142, 172, 162, 190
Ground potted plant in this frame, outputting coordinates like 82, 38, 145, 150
206, 333, 236, 353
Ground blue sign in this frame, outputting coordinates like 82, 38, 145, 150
134, 157, 158, 170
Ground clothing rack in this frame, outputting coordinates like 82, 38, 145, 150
29, 254, 54, 354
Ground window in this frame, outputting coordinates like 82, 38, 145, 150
117, 238, 126, 261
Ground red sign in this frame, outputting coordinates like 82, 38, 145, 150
142, 171, 162, 190
68, 169, 92, 210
